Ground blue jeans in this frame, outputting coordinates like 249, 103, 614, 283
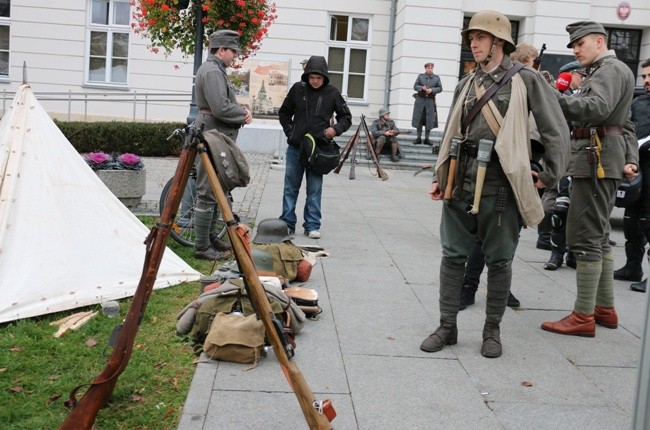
280, 145, 323, 232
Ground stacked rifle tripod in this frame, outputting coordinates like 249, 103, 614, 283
334, 114, 389, 181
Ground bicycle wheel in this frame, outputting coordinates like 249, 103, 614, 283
159, 176, 229, 247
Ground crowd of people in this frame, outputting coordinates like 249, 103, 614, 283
192, 14, 649, 359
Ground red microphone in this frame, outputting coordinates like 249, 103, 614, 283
556, 72, 572, 92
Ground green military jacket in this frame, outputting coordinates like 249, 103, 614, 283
556, 50, 638, 178
195, 56, 247, 126
447, 57, 569, 195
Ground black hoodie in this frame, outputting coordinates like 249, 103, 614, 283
278, 56, 352, 147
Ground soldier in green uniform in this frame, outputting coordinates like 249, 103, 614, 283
419, 10, 569, 358
541, 21, 638, 336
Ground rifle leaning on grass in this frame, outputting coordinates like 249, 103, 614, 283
60, 125, 335, 430
60, 127, 196, 429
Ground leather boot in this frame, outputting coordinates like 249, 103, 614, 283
541, 311, 595, 337
614, 242, 644, 281
420, 322, 458, 353
481, 322, 502, 358
507, 291, 520, 308
565, 251, 577, 269
544, 248, 564, 271
210, 233, 232, 251
631, 279, 647, 293
459, 284, 477, 311
594, 305, 618, 329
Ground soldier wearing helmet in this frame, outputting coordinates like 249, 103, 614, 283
420, 11, 570, 358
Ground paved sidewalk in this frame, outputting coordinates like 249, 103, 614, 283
141, 157, 646, 430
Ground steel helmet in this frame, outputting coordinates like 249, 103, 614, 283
461, 10, 516, 55
252, 218, 292, 244
615, 172, 643, 208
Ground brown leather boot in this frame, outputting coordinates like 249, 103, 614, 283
594, 305, 618, 329
541, 311, 595, 337
420, 323, 457, 353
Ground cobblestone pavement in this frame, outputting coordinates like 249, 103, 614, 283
134, 153, 274, 224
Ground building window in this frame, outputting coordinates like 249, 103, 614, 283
458, 16, 519, 79
87, 0, 130, 85
0, 0, 10, 78
605, 27, 642, 78
327, 14, 370, 100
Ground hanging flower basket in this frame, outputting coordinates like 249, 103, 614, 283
131, 0, 278, 61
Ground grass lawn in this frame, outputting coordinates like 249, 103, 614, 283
0, 216, 220, 429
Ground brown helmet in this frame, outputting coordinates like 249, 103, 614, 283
461, 10, 516, 55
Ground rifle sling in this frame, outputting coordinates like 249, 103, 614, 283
461, 63, 524, 134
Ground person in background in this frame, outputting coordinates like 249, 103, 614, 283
278, 56, 352, 240
370, 107, 401, 162
420, 11, 569, 358
559, 60, 588, 96
614, 58, 650, 292
541, 21, 638, 336
411, 62, 442, 148
193, 30, 253, 260
300, 58, 308, 70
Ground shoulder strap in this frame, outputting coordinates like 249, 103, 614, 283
461, 63, 525, 134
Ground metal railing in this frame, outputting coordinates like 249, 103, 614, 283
1, 90, 192, 122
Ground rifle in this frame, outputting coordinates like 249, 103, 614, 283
334, 126, 360, 174
532, 43, 547, 71
360, 115, 389, 181
60, 128, 196, 429
193, 127, 335, 429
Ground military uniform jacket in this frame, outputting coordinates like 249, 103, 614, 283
370, 118, 399, 139
556, 50, 638, 178
194, 56, 247, 127
440, 57, 569, 195
411, 73, 442, 129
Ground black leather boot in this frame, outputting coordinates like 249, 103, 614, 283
566, 251, 577, 269
631, 279, 647, 293
507, 291, 520, 308
420, 322, 458, 352
459, 284, 477, 310
544, 249, 564, 271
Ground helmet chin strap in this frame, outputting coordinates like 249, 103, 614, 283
483, 38, 500, 66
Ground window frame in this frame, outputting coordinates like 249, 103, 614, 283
85, 0, 131, 88
0, 0, 11, 80
604, 26, 642, 79
326, 13, 371, 103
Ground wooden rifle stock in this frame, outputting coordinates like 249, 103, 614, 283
532, 43, 546, 71
195, 133, 333, 429
360, 115, 388, 181
60, 128, 196, 430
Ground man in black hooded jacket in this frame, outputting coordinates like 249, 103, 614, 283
278, 56, 352, 239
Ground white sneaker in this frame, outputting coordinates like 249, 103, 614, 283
306, 230, 321, 239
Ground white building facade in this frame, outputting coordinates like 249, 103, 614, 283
1, 0, 649, 132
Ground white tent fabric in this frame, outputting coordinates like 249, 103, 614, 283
0, 84, 200, 323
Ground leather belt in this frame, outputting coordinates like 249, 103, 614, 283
198, 109, 241, 129
571, 126, 623, 139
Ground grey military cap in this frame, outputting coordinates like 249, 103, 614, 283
565, 21, 607, 48
209, 30, 241, 51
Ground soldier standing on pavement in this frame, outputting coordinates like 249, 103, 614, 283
541, 22, 639, 336
411, 62, 442, 147
420, 10, 569, 358
193, 30, 253, 260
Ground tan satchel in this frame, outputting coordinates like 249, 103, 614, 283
203, 312, 265, 365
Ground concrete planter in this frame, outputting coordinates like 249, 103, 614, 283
96, 169, 146, 208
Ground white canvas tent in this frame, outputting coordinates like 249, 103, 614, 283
0, 84, 201, 323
